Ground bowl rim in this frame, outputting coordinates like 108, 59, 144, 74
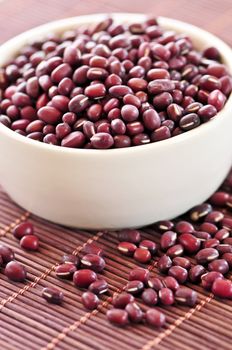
0, 12, 232, 156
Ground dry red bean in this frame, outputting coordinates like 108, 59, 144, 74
151, 125, 171, 142
82, 243, 104, 257
163, 276, 179, 291
157, 255, 172, 273
220, 75, 232, 95
0, 245, 15, 263
0, 115, 11, 127
123, 94, 141, 108
223, 237, 232, 245
82, 291, 99, 310
26, 77, 39, 98
26, 120, 45, 134
193, 230, 211, 241
217, 244, 232, 255
84, 83, 106, 99
128, 78, 147, 91
114, 135, 131, 148
5, 261, 26, 282
178, 233, 201, 254
147, 68, 170, 80
139, 240, 157, 256
51, 63, 72, 83
58, 77, 74, 96
13, 222, 34, 239
173, 257, 191, 269
208, 89, 226, 111
142, 288, 158, 306
125, 302, 143, 323
207, 63, 227, 77
222, 217, 232, 230
222, 253, 232, 268
208, 259, 229, 275
226, 196, 232, 210
179, 113, 200, 131
121, 104, 139, 122
63, 46, 81, 65
129, 267, 150, 284
126, 121, 144, 136
37, 106, 61, 124
153, 92, 173, 109
51, 95, 69, 112
11, 92, 32, 107
175, 287, 197, 306
132, 133, 150, 146
199, 74, 221, 91
168, 266, 188, 284
107, 309, 129, 326
55, 263, 77, 279
111, 119, 126, 135
118, 229, 141, 243
205, 211, 224, 224
73, 269, 97, 288
88, 279, 108, 295
215, 229, 230, 241
81, 254, 105, 272
167, 103, 183, 122
125, 280, 144, 295
196, 248, 219, 264
155, 220, 174, 232
42, 287, 64, 304
203, 46, 220, 60
142, 109, 161, 130
159, 287, 174, 305
212, 279, 232, 299
199, 223, 218, 235
201, 271, 223, 290
189, 265, 206, 283
175, 221, 194, 234
203, 238, 220, 249
43, 133, 58, 145
166, 244, 184, 258
189, 203, 212, 222
147, 277, 163, 291
134, 248, 152, 264
109, 85, 132, 98
27, 131, 43, 141
145, 309, 166, 328
20, 235, 39, 251
56, 122, 71, 139
60, 254, 79, 266
117, 242, 137, 256
11, 119, 30, 131
198, 104, 217, 122
112, 292, 135, 308
68, 95, 90, 114
160, 231, 177, 251
61, 131, 85, 148
148, 79, 175, 95
90, 132, 114, 149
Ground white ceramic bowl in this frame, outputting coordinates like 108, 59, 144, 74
0, 13, 232, 230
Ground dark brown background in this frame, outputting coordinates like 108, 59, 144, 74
0, 0, 232, 349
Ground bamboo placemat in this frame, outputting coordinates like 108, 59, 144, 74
1, 0, 232, 349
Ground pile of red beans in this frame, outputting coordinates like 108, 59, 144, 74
1, 174, 232, 329
0, 17, 232, 149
